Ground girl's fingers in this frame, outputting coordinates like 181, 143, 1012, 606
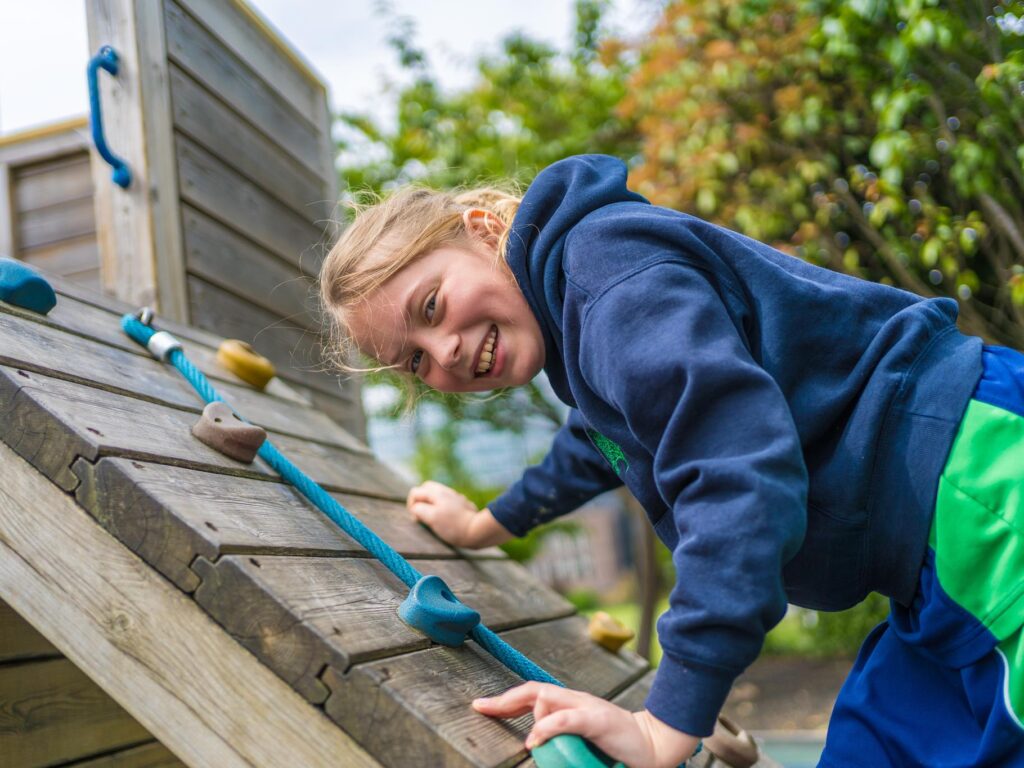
473, 683, 589, 718
408, 501, 437, 524
527, 708, 599, 749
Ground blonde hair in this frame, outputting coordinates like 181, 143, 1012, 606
319, 182, 522, 385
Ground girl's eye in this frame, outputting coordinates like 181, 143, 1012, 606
425, 293, 436, 322
410, 349, 423, 375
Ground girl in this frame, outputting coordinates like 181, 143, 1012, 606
320, 154, 1024, 768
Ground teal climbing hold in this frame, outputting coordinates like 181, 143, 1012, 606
0, 259, 56, 315
398, 574, 480, 647
532, 735, 623, 768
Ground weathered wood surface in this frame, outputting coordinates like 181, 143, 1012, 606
176, 133, 325, 273
322, 616, 649, 768
187, 276, 339, 396
170, 65, 329, 223
86, 0, 188, 321
73, 457, 478, 592
0, 438, 380, 768
0, 366, 404, 497
0, 599, 59, 662
174, 0, 325, 124
0, 305, 366, 452
0, 162, 13, 258
163, 0, 323, 175
40, 269, 361, 417
181, 202, 318, 327
1, 281, 322, 408
20, 234, 100, 280
191, 554, 574, 703
0, 657, 151, 766
16, 194, 96, 251
0, 118, 89, 167
69, 741, 186, 768
13, 151, 94, 211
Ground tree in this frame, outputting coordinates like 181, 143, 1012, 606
621, 0, 1024, 348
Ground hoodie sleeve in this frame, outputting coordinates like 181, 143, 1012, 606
579, 260, 808, 738
486, 409, 624, 537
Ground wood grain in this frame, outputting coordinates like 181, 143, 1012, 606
0, 657, 151, 766
0, 365, 405, 497
323, 616, 649, 768
0, 599, 60, 662
0, 437, 379, 767
192, 554, 574, 703
69, 741, 186, 768
13, 151, 94, 211
73, 457, 461, 592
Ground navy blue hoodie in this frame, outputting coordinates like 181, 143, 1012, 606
486, 155, 983, 737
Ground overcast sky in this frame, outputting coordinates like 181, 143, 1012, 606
0, 1, 656, 136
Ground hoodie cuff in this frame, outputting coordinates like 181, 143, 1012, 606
644, 653, 736, 738
485, 491, 533, 538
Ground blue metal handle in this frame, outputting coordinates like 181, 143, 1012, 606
87, 46, 131, 189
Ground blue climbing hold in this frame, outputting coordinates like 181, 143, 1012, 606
398, 574, 480, 647
0, 259, 56, 315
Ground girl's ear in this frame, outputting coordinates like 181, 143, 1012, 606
462, 208, 506, 248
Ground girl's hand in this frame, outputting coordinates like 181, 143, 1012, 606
473, 682, 699, 768
406, 480, 513, 549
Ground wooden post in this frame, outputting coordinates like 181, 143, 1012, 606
86, 0, 188, 321
0, 162, 13, 258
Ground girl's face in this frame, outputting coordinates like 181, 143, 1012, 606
347, 211, 545, 393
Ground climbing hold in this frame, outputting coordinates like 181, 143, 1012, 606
587, 611, 635, 653
217, 339, 276, 390
704, 715, 759, 768
398, 574, 480, 647
191, 401, 267, 463
532, 734, 623, 768
0, 259, 56, 315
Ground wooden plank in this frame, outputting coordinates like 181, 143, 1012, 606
69, 741, 186, 768
0, 120, 89, 166
0, 307, 368, 453
73, 457, 465, 592
191, 554, 574, 704
135, 0, 190, 324
0, 438, 380, 768
86, 0, 162, 317
188, 276, 341, 396
0, 599, 60, 662
16, 195, 96, 250
21, 233, 100, 277
321, 616, 649, 768
175, 0, 323, 121
170, 66, 329, 223
0, 162, 14, 257
0, 657, 151, 766
13, 152, 94, 211
176, 133, 326, 274
163, 0, 323, 175
0, 365, 404, 496
182, 202, 318, 328
1, 280, 321, 408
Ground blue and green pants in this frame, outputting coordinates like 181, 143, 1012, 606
820, 345, 1024, 767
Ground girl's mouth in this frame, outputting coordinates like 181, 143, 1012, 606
475, 325, 498, 376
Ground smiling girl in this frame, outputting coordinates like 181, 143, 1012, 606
319, 155, 1024, 768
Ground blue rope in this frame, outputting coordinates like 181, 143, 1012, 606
121, 313, 562, 686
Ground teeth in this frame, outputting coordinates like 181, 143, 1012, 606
476, 326, 498, 374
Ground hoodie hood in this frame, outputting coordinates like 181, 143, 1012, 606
504, 155, 648, 399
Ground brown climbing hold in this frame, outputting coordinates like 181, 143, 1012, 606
704, 714, 760, 768
191, 401, 266, 463
587, 611, 635, 653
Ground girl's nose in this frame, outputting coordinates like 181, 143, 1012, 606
436, 333, 461, 370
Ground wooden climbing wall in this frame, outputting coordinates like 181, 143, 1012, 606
0, 278, 682, 768
85, 0, 363, 439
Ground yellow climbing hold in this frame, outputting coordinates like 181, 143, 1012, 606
217, 339, 276, 390
587, 611, 634, 653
